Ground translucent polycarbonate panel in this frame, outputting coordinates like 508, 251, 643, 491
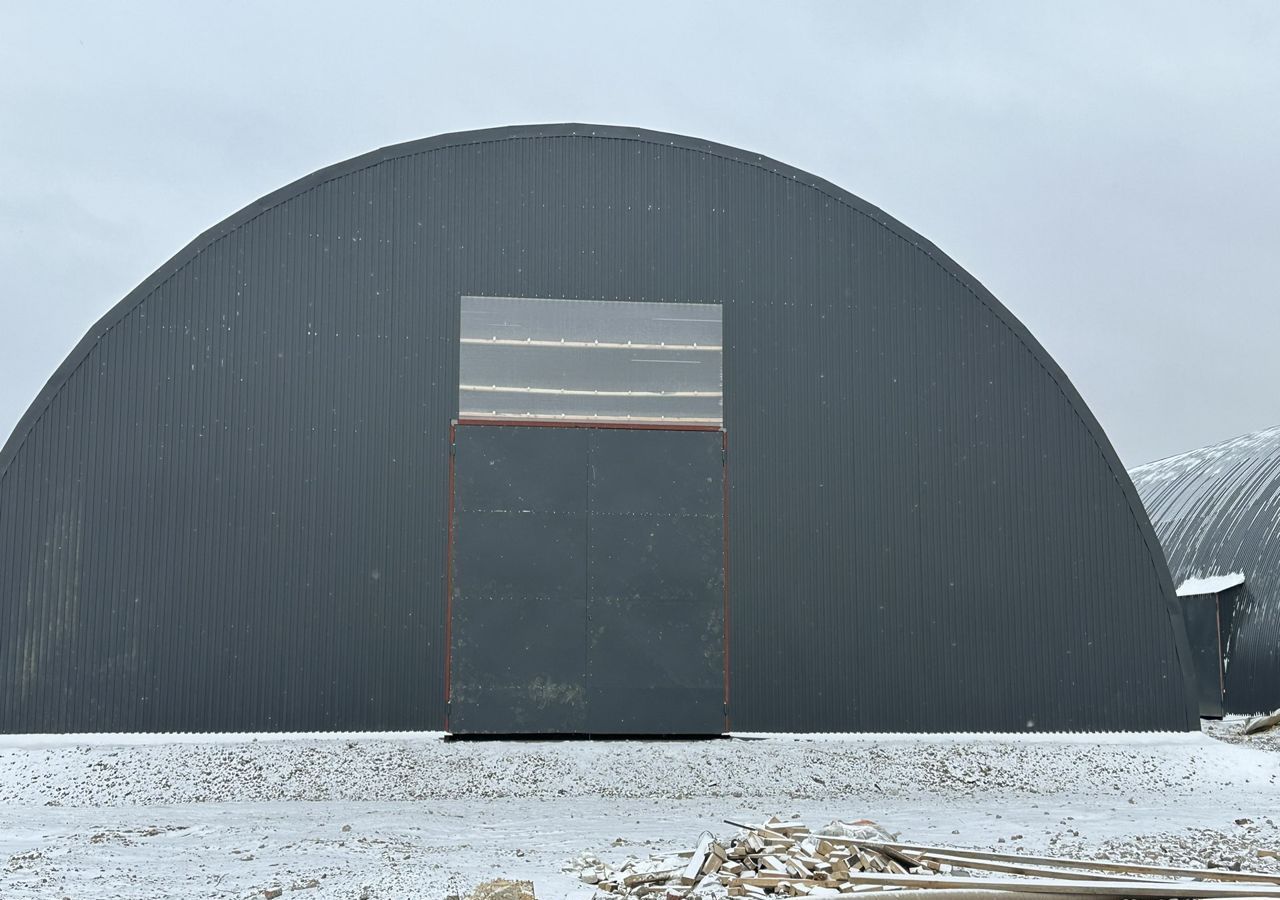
459, 296, 723, 424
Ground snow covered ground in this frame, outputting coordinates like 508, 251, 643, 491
2, 724, 1278, 899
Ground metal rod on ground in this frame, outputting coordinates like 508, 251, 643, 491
839, 871, 1280, 897
864, 840, 1280, 886
914, 853, 1157, 883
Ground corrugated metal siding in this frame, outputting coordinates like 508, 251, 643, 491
0, 124, 1196, 733
1131, 426, 1280, 715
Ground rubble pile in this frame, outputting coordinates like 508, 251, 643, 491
573, 817, 1280, 899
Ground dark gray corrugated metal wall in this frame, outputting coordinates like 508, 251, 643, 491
1131, 426, 1280, 716
0, 124, 1197, 733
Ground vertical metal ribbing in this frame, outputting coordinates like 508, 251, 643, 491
0, 129, 1193, 734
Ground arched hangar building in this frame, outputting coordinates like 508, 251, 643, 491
0, 125, 1197, 735
1131, 425, 1280, 718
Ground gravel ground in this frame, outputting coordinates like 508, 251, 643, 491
2, 730, 1278, 899
3, 732, 1272, 806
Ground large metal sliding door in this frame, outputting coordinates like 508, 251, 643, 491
448, 423, 725, 734
449, 425, 588, 732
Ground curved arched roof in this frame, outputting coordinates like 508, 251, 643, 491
0, 124, 1165, 580
0, 124, 1196, 733
1132, 424, 1280, 713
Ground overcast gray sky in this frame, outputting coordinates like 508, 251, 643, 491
2, 1, 1276, 467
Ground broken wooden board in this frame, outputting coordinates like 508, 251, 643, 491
682, 835, 715, 885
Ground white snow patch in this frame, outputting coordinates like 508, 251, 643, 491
1177, 572, 1246, 595
730, 731, 1209, 744
1, 730, 1278, 898
0, 730, 447, 750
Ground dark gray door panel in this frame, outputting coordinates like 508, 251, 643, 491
452, 593, 587, 688
586, 429, 725, 734
1178, 594, 1226, 718
588, 514, 723, 602
449, 511, 588, 733
586, 594, 724, 725
449, 683, 588, 733
454, 511, 586, 599
587, 598, 723, 684
454, 425, 587, 513
450, 424, 724, 734
450, 425, 590, 733
450, 589, 588, 734
588, 429, 723, 515
587, 687, 725, 734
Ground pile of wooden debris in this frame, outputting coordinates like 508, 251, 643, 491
576, 817, 1280, 898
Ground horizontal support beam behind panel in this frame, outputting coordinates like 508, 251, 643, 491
460, 385, 721, 399
461, 337, 721, 352
459, 413, 722, 425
